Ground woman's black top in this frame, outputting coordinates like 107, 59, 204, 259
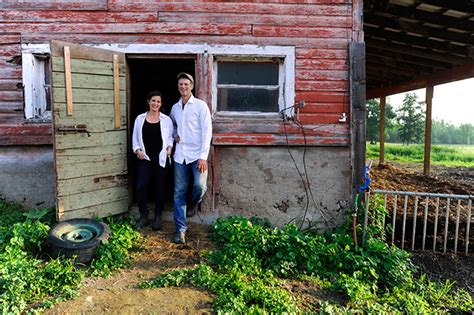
142, 119, 162, 158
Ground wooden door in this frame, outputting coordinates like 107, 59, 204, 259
51, 40, 128, 221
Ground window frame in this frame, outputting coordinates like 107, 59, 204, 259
22, 43, 52, 121
210, 46, 295, 119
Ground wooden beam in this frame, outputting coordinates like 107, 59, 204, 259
423, 86, 433, 176
365, 27, 470, 57
375, 5, 474, 32
113, 54, 120, 129
366, 50, 450, 70
379, 96, 386, 165
350, 42, 366, 199
417, 0, 474, 13
367, 61, 474, 99
366, 38, 467, 65
63, 46, 73, 116
364, 13, 473, 45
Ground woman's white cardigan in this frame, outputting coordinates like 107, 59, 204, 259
132, 112, 174, 167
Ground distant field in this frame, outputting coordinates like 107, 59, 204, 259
366, 143, 474, 167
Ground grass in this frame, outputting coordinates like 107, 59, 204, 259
366, 143, 474, 167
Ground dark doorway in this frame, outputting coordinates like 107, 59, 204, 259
128, 57, 196, 206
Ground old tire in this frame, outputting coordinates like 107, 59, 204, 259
46, 218, 111, 263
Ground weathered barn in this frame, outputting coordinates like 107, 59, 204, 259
0, 0, 366, 227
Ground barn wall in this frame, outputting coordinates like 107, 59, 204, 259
0, 1, 357, 221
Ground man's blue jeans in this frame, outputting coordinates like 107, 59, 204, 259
173, 160, 207, 233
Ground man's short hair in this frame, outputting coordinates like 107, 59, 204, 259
177, 72, 194, 85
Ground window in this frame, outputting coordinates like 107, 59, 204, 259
22, 44, 52, 120
216, 60, 281, 113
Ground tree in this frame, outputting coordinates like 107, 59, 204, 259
396, 93, 425, 145
366, 98, 396, 144
459, 123, 473, 145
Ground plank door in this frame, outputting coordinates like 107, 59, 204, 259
51, 40, 128, 221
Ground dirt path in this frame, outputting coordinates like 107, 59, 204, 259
45, 222, 215, 314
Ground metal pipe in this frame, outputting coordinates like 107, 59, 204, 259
371, 189, 473, 200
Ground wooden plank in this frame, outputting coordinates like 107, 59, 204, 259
0, 11, 157, 22
57, 174, 127, 198
56, 152, 127, 166
56, 156, 127, 180
53, 57, 125, 76
0, 123, 52, 145
0, 0, 108, 10
296, 91, 347, 103
296, 80, 348, 91
108, 2, 351, 16
253, 26, 349, 38
56, 144, 127, 157
213, 133, 349, 146
57, 186, 128, 211
63, 46, 73, 116
58, 199, 128, 221
297, 69, 348, 81
3, 22, 251, 37
25, 34, 349, 49
213, 120, 349, 136
55, 117, 126, 132
54, 129, 127, 150
54, 102, 126, 118
296, 48, 348, 60
0, 90, 22, 101
113, 54, 121, 129
53, 88, 126, 104
52, 72, 125, 90
296, 59, 348, 70
158, 12, 349, 27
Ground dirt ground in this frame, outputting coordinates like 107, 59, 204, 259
44, 163, 473, 313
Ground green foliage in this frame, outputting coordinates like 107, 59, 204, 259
0, 200, 142, 313
90, 216, 143, 277
366, 142, 474, 167
397, 93, 425, 145
366, 98, 397, 144
142, 210, 472, 314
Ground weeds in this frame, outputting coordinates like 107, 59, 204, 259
141, 207, 473, 313
0, 201, 142, 314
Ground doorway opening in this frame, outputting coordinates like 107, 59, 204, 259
127, 56, 196, 208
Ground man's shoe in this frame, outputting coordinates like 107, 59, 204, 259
174, 231, 186, 244
133, 217, 150, 229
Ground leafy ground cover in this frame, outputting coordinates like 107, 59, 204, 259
367, 143, 474, 167
141, 212, 473, 313
0, 201, 142, 314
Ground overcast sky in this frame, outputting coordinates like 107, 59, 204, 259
387, 77, 474, 126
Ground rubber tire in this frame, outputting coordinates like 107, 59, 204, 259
46, 218, 111, 263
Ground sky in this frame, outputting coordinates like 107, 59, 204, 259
387, 77, 474, 126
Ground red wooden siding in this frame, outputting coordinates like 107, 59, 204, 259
0, 0, 357, 146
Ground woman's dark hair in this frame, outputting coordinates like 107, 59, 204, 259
146, 90, 163, 110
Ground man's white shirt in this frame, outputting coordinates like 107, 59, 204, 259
170, 95, 212, 164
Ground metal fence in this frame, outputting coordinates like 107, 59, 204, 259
362, 189, 473, 255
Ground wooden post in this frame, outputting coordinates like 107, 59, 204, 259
423, 86, 434, 176
64, 46, 73, 116
350, 42, 366, 202
379, 96, 386, 165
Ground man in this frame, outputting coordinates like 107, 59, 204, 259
170, 72, 212, 244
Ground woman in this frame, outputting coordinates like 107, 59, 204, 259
132, 91, 173, 230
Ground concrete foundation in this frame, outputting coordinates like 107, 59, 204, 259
212, 146, 352, 230
0, 146, 55, 209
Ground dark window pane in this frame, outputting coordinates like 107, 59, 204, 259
218, 62, 279, 85
217, 87, 279, 112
